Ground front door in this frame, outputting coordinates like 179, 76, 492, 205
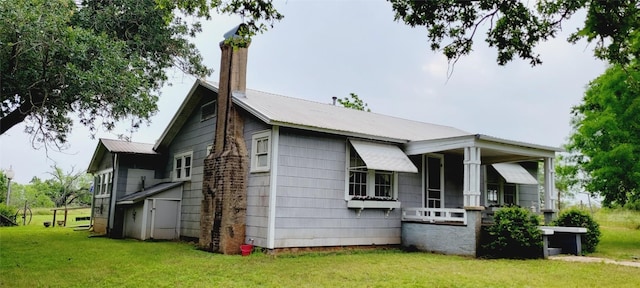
425, 154, 444, 209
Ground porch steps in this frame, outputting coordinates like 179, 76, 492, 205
548, 247, 562, 256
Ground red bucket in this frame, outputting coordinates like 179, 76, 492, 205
240, 244, 253, 256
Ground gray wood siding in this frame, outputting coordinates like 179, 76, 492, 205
91, 152, 112, 234
164, 95, 217, 238
124, 169, 158, 194
115, 165, 128, 200
397, 155, 422, 207
96, 151, 113, 172
244, 113, 271, 247
272, 130, 402, 248
518, 162, 540, 209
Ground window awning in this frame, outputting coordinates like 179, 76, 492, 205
349, 140, 418, 173
492, 163, 538, 185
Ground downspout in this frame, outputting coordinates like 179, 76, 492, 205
89, 174, 96, 231
150, 199, 156, 239
107, 153, 118, 237
267, 126, 279, 249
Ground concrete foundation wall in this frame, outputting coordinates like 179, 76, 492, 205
401, 210, 482, 256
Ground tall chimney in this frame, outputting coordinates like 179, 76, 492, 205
215, 24, 250, 154
200, 24, 250, 254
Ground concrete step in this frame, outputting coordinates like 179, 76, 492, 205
548, 247, 562, 256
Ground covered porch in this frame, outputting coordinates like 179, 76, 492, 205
400, 134, 562, 256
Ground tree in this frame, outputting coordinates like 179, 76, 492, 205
388, 0, 640, 66
0, 170, 7, 203
1, 0, 281, 147
555, 153, 580, 208
565, 62, 640, 207
9, 182, 56, 208
45, 166, 92, 207
337, 93, 371, 112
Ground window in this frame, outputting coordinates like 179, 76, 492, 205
94, 169, 113, 195
174, 151, 193, 180
503, 184, 517, 205
486, 183, 499, 206
201, 100, 217, 121
485, 167, 519, 206
251, 131, 271, 172
347, 146, 397, 200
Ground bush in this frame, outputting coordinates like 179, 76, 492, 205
552, 209, 601, 254
483, 206, 542, 259
624, 199, 640, 211
0, 203, 17, 220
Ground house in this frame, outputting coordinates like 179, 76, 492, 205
87, 25, 560, 256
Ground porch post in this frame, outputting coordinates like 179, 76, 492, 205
542, 157, 556, 224
463, 147, 482, 207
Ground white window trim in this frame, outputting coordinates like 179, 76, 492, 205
251, 130, 271, 173
95, 168, 113, 196
422, 154, 445, 209
173, 151, 193, 181
484, 166, 520, 206
206, 144, 213, 156
201, 100, 217, 121
344, 143, 399, 201
485, 180, 520, 206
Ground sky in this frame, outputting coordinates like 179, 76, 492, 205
1, 1, 607, 185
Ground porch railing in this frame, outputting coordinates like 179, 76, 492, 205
402, 208, 467, 225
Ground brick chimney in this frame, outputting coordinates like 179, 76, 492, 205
200, 24, 250, 254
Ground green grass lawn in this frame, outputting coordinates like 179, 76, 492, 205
591, 209, 640, 260
1, 208, 639, 287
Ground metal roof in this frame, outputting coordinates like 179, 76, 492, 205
153, 80, 560, 156
101, 139, 157, 154
116, 182, 183, 205
233, 88, 471, 143
88, 138, 158, 173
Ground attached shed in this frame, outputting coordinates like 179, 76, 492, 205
117, 182, 183, 240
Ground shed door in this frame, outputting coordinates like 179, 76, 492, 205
151, 199, 180, 240
425, 155, 444, 209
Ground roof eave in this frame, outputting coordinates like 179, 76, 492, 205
153, 79, 219, 151
405, 134, 561, 158
87, 140, 107, 173
475, 134, 564, 152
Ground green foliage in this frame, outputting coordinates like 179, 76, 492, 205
553, 209, 601, 254
555, 154, 581, 203
565, 62, 640, 207
0, 203, 17, 220
0, 0, 281, 146
388, 0, 640, 66
0, 170, 7, 203
157, 0, 283, 36
337, 93, 371, 112
624, 199, 640, 211
3, 166, 91, 208
484, 206, 543, 259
